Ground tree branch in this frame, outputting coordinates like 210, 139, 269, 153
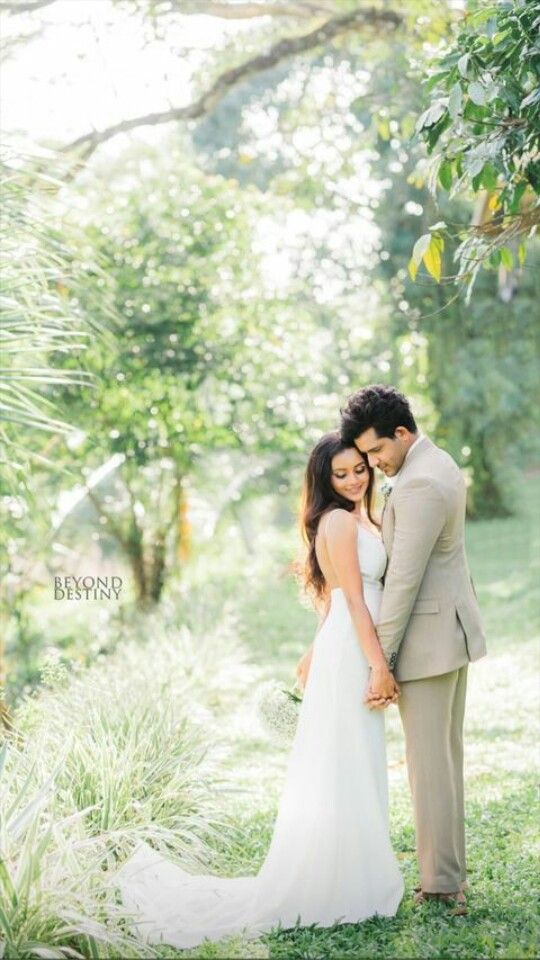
62, 6, 401, 164
167, 1, 331, 18
0, 0, 57, 13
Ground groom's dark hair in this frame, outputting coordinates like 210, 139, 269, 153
340, 384, 417, 444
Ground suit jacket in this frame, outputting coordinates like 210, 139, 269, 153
378, 435, 487, 681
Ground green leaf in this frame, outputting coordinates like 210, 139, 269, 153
518, 242, 526, 266
408, 232, 432, 281
411, 233, 432, 264
471, 172, 483, 192
425, 112, 451, 153
458, 53, 470, 78
481, 162, 498, 191
401, 114, 416, 140
438, 160, 453, 191
520, 88, 540, 109
467, 154, 485, 178
468, 5, 497, 27
408, 257, 419, 281
415, 100, 447, 133
25, 949, 67, 959
510, 180, 528, 214
485, 82, 500, 103
423, 237, 443, 282
424, 70, 448, 92
448, 83, 463, 120
500, 247, 514, 269
468, 81, 487, 106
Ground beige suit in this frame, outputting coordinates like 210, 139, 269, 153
378, 435, 487, 893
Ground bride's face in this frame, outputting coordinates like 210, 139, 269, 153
330, 448, 370, 502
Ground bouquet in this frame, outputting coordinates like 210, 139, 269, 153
255, 679, 303, 745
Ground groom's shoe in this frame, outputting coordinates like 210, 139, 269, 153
413, 889, 468, 916
437, 891, 468, 916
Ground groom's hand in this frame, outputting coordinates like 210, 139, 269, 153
366, 691, 399, 710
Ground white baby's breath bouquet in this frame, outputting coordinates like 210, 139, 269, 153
255, 679, 303, 745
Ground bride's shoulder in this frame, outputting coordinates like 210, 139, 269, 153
318, 508, 357, 540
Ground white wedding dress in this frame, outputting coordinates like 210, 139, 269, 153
112, 526, 404, 948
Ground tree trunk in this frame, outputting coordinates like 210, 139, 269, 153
466, 435, 511, 519
148, 533, 167, 605
125, 523, 153, 608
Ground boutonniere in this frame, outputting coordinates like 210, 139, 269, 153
380, 480, 393, 502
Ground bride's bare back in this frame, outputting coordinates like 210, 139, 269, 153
314, 509, 364, 594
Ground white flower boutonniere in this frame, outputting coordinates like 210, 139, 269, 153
380, 480, 394, 502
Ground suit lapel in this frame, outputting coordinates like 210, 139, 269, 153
380, 435, 432, 555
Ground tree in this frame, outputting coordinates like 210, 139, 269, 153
53, 144, 333, 606
413, 0, 540, 292
189, 8, 540, 516
362, 32, 540, 517
1, 1, 402, 169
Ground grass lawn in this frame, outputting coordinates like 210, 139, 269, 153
162, 479, 540, 959
6, 481, 538, 960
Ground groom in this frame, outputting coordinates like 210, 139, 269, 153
340, 384, 486, 913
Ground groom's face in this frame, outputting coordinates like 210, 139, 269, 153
354, 427, 408, 477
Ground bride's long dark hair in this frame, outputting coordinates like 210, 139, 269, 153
298, 431, 378, 604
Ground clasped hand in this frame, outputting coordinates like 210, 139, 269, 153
364, 666, 400, 710
296, 649, 400, 710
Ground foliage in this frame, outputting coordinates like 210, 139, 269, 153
1, 606, 259, 958
0, 149, 107, 723
376, 178, 540, 517
354, 35, 540, 516
0, 151, 115, 478
415, 0, 540, 289
0, 153, 118, 723
193, 27, 540, 516
49, 144, 332, 607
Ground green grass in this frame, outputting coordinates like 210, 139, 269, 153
3, 480, 539, 959
168, 477, 540, 960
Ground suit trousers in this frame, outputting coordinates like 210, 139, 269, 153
398, 664, 468, 893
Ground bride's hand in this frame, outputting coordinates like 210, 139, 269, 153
295, 646, 313, 691
368, 665, 396, 699
366, 689, 400, 710
365, 671, 400, 710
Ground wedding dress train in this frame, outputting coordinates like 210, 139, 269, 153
112, 525, 403, 948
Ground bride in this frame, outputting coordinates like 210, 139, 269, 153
111, 431, 404, 948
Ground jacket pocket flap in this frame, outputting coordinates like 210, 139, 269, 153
412, 598, 439, 614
